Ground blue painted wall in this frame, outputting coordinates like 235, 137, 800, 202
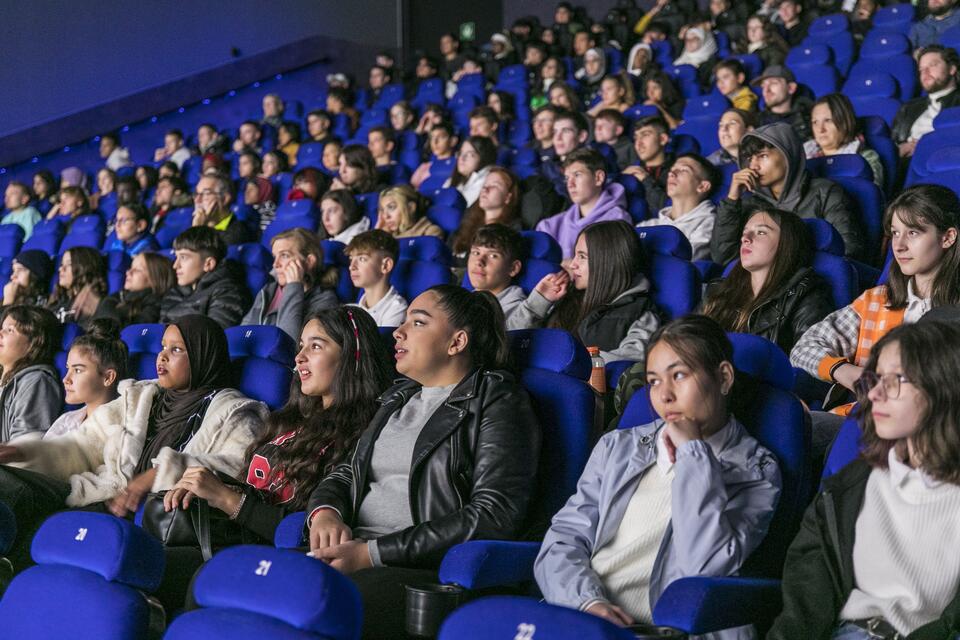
0, 0, 401, 138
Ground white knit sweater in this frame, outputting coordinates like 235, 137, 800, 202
589, 460, 673, 622
840, 448, 960, 634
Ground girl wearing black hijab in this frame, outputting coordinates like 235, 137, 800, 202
0, 314, 268, 569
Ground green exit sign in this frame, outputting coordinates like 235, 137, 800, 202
460, 21, 476, 42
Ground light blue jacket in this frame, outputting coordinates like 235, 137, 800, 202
534, 417, 781, 627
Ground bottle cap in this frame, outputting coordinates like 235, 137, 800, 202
587, 346, 600, 355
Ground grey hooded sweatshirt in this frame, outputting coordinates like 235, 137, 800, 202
0, 364, 63, 442
710, 122, 865, 264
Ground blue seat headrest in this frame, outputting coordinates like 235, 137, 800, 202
439, 596, 635, 640
398, 235, 453, 264
121, 323, 165, 353
389, 260, 453, 300
521, 231, 562, 263
803, 218, 845, 255
227, 243, 271, 267
320, 239, 349, 267
932, 106, 960, 130
508, 329, 591, 380
226, 325, 296, 364
275, 199, 319, 218
635, 225, 693, 260
61, 322, 83, 350
805, 154, 872, 181
727, 332, 796, 391
31, 512, 164, 592
843, 71, 898, 98
192, 545, 362, 639
926, 145, 960, 172
103, 250, 130, 271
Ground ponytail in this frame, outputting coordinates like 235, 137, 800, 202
428, 285, 511, 371
69, 318, 128, 381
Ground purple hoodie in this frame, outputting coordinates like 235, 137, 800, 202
535, 183, 632, 259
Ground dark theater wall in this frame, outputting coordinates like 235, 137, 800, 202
0, 0, 402, 139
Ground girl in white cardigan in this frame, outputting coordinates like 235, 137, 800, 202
0, 314, 267, 568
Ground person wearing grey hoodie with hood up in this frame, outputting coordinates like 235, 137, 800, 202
710, 122, 864, 265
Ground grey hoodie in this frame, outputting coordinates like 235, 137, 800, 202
1, 364, 63, 442
242, 280, 339, 341
711, 122, 865, 264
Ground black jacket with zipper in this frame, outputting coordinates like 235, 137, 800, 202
703, 267, 833, 355
306, 368, 542, 569
892, 90, 960, 145
768, 459, 960, 640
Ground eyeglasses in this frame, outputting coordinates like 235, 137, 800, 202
855, 370, 913, 400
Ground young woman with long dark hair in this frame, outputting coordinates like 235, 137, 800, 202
701, 206, 833, 353
512, 220, 661, 363
159, 307, 392, 609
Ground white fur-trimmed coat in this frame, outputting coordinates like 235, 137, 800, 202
12, 379, 268, 507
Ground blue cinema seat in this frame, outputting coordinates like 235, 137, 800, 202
0, 512, 165, 640
163, 545, 361, 640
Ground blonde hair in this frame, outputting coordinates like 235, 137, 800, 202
376, 184, 424, 234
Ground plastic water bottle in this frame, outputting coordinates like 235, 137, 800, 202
587, 346, 606, 394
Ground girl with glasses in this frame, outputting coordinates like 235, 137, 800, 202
771, 320, 960, 639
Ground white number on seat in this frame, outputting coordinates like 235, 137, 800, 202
75, 528, 88, 541
514, 622, 536, 640
254, 560, 272, 576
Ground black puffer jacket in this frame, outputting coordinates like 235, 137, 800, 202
711, 122, 865, 263
307, 368, 542, 569
159, 263, 251, 329
768, 459, 960, 640
703, 267, 834, 354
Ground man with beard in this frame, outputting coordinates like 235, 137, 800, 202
910, 0, 960, 49
754, 66, 814, 142
892, 45, 960, 158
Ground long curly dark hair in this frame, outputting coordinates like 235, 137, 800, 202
242, 307, 392, 509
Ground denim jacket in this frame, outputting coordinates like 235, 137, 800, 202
534, 417, 781, 635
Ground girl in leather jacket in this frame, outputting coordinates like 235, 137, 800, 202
701, 205, 833, 354
306, 284, 541, 639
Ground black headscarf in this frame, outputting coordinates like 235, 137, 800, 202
135, 315, 232, 474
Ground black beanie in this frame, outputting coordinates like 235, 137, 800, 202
13, 250, 54, 286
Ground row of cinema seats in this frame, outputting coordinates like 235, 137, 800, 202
0, 326, 872, 638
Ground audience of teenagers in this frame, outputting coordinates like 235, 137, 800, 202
160, 227, 250, 328
4, 2, 960, 637
701, 205, 833, 353
158, 307, 392, 610
346, 230, 408, 328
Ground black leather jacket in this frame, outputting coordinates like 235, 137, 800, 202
704, 268, 834, 354
307, 368, 542, 569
